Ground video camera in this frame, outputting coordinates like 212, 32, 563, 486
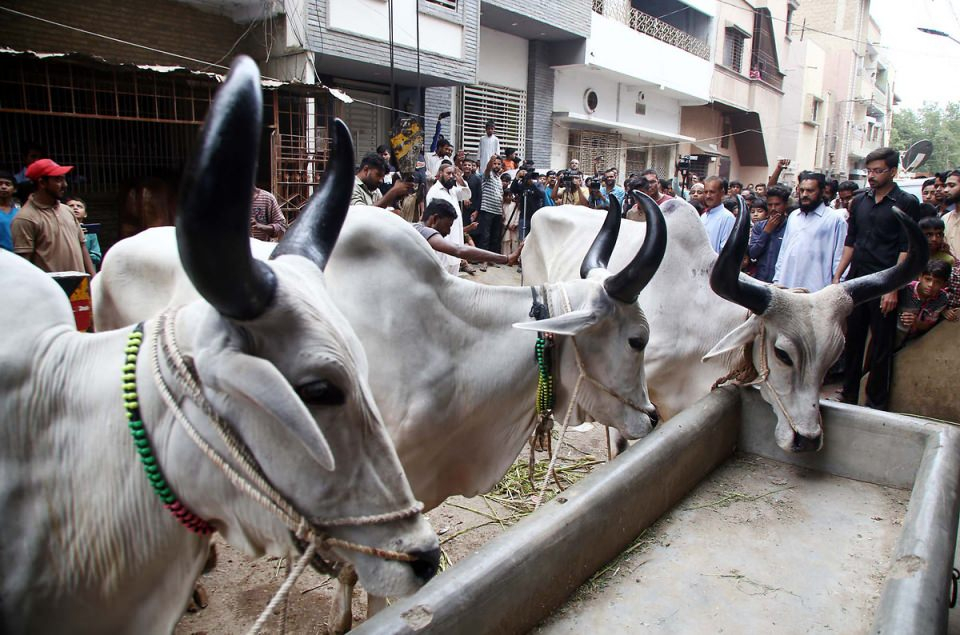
585, 176, 602, 190
561, 170, 581, 190
677, 155, 692, 171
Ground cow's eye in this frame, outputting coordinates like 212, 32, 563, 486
628, 336, 646, 351
297, 380, 346, 406
773, 347, 793, 367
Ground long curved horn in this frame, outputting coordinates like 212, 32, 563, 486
177, 55, 276, 321
271, 119, 355, 270
737, 193, 748, 220
841, 207, 929, 306
580, 194, 622, 278
709, 193, 772, 315
602, 191, 667, 303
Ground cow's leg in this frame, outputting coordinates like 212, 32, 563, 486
328, 565, 358, 635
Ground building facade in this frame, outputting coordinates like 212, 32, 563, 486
792, 0, 894, 184
679, 0, 790, 187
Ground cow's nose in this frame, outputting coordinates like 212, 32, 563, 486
408, 547, 441, 583
647, 408, 660, 429
791, 432, 822, 453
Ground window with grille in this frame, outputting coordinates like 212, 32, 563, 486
723, 28, 746, 73
425, 0, 457, 10
460, 83, 526, 163
569, 129, 622, 174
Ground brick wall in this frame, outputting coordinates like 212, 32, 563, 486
525, 41, 555, 171
1, 0, 269, 70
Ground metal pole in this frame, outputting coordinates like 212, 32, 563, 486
388, 0, 396, 118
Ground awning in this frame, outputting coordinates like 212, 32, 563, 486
729, 111, 767, 166
691, 142, 721, 156
553, 111, 695, 143
0, 47, 327, 94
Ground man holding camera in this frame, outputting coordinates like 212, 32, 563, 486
552, 170, 590, 207
510, 164, 546, 240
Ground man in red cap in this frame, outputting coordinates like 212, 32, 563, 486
11, 159, 95, 275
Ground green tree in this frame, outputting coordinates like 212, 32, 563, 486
891, 102, 960, 173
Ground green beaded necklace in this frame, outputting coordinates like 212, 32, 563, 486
530, 286, 555, 418
535, 333, 555, 416
123, 324, 214, 535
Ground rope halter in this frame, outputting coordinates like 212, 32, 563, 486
139, 309, 427, 633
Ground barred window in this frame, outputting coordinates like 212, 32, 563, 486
460, 83, 526, 162
723, 28, 746, 74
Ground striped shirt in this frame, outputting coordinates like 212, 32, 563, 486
480, 174, 504, 216
250, 188, 287, 241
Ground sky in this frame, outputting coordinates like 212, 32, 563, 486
871, 0, 960, 109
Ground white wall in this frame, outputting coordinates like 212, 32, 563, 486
478, 27, 528, 90
587, 12, 712, 103
553, 68, 683, 136
328, 0, 464, 59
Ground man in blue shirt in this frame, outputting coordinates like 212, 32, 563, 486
601, 168, 625, 207
773, 173, 848, 292
748, 185, 790, 282
700, 176, 735, 253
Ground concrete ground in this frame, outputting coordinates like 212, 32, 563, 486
539, 454, 909, 634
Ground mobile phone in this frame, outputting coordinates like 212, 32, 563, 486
81, 223, 101, 234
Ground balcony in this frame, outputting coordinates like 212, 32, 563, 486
592, 0, 710, 60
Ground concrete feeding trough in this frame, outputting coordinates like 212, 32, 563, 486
355, 387, 960, 635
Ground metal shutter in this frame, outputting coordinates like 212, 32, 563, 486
460, 83, 526, 163
340, 95, 386, 161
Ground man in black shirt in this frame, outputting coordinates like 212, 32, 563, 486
833, 147, 921, 409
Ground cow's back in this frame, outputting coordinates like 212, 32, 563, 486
0, 250, 77, 343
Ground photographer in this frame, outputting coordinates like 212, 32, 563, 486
586, 176, 609, 210
509, 166, 546, 240
551, 170, 590, 207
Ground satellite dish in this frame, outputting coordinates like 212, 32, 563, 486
904, 140, 934, 171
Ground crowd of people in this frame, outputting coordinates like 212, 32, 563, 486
350, 114, 960, 412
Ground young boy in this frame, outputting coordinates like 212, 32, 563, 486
919, 216, 955, 266
896, 259, 958, 347
749, 198, 768, 225
65, 197, 102, 271
0, 170, 20, 252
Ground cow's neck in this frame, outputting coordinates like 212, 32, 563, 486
3, 325, 208, 632
402, 279, 585, 509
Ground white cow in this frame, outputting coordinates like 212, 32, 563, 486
96, 197, 667, 508
0, 58, 438, 634
523, 195, 927, 452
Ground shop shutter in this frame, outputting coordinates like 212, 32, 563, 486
340, 94, 387, 161
460, 83, 526, 164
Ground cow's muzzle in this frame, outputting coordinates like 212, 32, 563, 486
791, 431, 822, 453
409, 547, 441, 582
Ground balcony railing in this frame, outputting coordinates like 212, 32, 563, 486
593, 0, 710, 61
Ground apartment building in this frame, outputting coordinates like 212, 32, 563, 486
678, 0, 791, 186
546, 0, 714, 177
792, 0, 895, 183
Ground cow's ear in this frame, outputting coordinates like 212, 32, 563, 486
513, 309, 599, 336
202, 349, 336, 471
702, 316, 760, 361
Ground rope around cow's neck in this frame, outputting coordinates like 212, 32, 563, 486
143, 309, 424, 634
531, 285, 651, 511
711, 306, 805, 440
